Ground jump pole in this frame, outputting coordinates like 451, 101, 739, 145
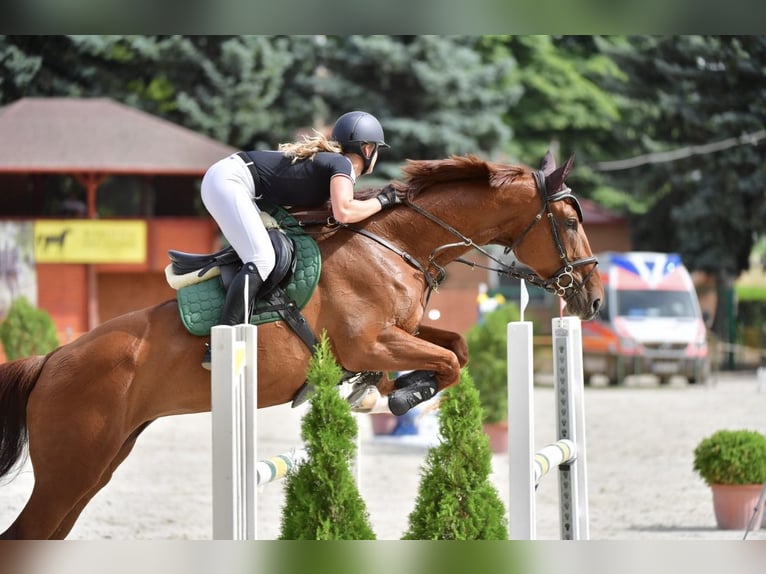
211, 323, 258, 540
552, 315, 589, 540
507, 313, 589, 540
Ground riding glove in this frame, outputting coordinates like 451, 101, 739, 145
376, 187, 404, 209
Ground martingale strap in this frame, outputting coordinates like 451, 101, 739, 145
339, 224, 446, 291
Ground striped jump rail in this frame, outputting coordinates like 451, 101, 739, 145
534, 439, 576, 485
257, 449, 308, 486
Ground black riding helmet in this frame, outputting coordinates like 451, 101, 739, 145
331, 111, 389, 175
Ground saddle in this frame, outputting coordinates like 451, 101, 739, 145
166, 203, 383, 409
165, 204, 322, 351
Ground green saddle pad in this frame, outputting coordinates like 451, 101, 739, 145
176, 206, 321, 336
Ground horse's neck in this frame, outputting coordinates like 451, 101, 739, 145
385, 178, 536, 264
382, 183, 498, 263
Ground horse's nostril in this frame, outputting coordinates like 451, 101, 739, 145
591, 298, 602, 315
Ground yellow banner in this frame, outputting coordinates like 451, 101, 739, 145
34, 220, 147, 263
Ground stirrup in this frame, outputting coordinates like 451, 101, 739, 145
291, 382, 316, 408
201, 342, 211, 371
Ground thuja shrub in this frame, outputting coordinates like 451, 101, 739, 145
0, 296, 59, 361
403, 368, 508, 539
279, 332, 376, 540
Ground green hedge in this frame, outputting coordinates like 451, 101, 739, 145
0, 297, 59, 360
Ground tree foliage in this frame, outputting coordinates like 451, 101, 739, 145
0, 35, 318, 148
592, 36, 766, 278
493, 35, 626, 162
315, 35, 515, 178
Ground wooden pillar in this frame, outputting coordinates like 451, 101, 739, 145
74, 172, 107, 330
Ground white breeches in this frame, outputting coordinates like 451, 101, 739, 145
201, 153, 276, 279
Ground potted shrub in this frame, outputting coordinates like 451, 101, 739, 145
693, 429, 766, 530
465, 302, 520, 453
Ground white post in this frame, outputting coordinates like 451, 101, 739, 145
508, 320, 536, 539
211, 323, 258, 540
757, 366, 766, 393
552, 316, 589, 540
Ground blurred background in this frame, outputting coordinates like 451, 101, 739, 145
0, 35, 763, 376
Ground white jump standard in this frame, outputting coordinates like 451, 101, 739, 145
508, 316, 590, 540
211, 324, 259, 540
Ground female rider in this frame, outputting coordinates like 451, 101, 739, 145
200, 111, 402, 368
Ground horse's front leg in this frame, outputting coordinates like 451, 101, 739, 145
336, 326, 463, 415
415, 324, 469, 367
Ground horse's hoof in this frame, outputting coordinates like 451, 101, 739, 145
291, 383, 316, 408
388, 378, 439, 416
347, 384, 381, 412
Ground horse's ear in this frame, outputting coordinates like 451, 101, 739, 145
539, 150, 556, 175
545, 153, 575, 192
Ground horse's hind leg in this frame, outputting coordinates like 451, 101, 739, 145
3, 471, 94, 539
50, 423, 152, 539
4, 426, 141, 540
3, 407, 141, 539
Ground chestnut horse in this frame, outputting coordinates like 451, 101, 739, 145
0, 151, 603, 539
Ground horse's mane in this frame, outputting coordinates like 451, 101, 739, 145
354, 154, 527, 202
400, 155, 526, 196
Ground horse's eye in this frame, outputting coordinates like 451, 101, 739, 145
566, 218, 578, 230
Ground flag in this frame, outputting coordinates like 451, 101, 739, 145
519, 279, 529, 321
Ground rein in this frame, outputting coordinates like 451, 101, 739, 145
339, 170, 597, 302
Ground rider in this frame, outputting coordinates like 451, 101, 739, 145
200, 111, 403, 368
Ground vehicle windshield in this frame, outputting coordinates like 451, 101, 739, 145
616, 289, 697, 318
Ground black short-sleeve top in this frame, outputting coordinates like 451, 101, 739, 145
243, 150, 355, 207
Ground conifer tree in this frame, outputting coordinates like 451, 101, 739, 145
403, 369, 508, 539
278, 332, 376, 539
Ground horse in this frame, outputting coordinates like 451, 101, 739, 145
0, 151, 603, 539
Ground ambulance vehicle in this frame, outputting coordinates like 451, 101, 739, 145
581, 251, 710, 384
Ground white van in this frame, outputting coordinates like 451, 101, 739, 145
581, 251, 710, 384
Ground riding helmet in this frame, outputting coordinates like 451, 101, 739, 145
331, 111, 389, 174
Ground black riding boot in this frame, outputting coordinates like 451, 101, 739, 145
202, 262, 264, 369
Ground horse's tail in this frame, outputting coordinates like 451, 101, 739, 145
0, 355, 46, 480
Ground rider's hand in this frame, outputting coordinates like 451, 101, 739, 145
376, 187, 404, 209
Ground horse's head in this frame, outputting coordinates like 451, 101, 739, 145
503, 151, 604, 320
361, 152, 603, 320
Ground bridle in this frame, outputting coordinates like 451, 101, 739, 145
514, 170, 599, 298
337, 169, 598, 301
